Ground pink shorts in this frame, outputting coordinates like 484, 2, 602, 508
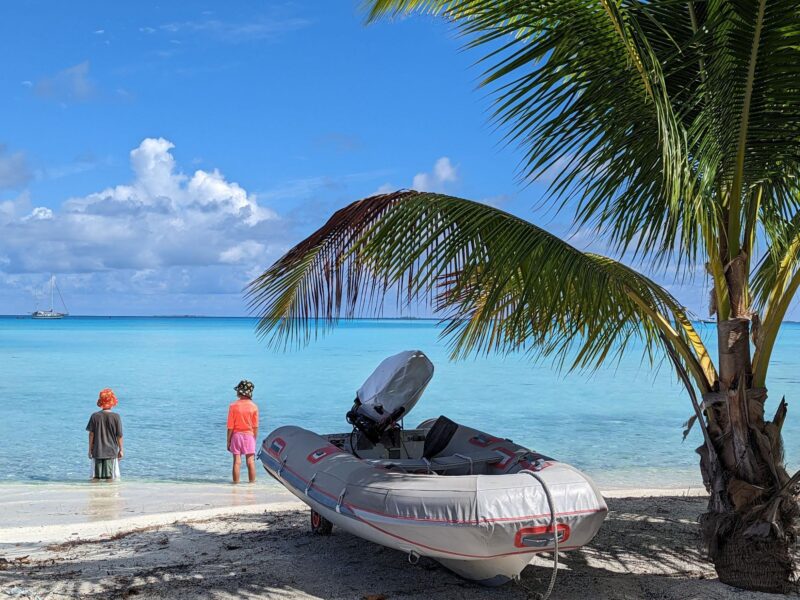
229, 432, 256, 456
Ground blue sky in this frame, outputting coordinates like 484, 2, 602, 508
0, 1, 722, 317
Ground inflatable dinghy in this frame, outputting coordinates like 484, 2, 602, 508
258, 351, 607, 586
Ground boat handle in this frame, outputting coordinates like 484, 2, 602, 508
305, 473, 317, 496
454, 453, 473, 475
518, 529, 567, 548
336, 488, 347, 513
277, 456, 288, 477
408, 549, 420, 565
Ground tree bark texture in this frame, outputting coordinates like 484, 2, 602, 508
699, 317, 798, 593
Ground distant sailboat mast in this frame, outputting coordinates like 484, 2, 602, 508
31, 274, 68, 319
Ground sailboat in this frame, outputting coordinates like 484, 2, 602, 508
32, 275, 68, 319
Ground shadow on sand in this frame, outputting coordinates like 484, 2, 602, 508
0, 497, 781, 599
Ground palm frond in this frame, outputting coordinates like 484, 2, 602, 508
366, 0, 712, 268
247, 191, 714, 391
752, 205, 800, 385
366, 0, 800, 282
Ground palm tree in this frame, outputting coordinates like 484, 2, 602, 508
247, 1, 800, 592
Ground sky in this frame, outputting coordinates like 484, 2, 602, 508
0, 1, 728, 317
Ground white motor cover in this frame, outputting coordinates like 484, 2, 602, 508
356, 350, 434, 425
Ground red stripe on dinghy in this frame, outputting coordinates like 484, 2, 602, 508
267, 455, 606, 526
351, 512, 583, 559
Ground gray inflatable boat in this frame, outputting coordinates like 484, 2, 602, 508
258, 351, 607, 586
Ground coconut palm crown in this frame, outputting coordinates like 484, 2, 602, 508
248, 0, 800, 592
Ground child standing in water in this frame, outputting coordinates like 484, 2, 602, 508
227, 380, 259, 483
86, 388, 124, 480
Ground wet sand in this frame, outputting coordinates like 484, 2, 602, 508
0, 481, 291, 529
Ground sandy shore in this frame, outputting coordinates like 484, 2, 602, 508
0, 482, 292, 530
0, 484, 788, 600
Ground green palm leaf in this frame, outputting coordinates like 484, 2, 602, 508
247, 191, 714, 390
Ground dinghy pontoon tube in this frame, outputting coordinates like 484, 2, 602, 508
258, 351, 607, 586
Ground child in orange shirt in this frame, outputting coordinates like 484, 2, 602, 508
227, 380, 259, 483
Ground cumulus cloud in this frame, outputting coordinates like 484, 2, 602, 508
0, 145, 32, 190
375, 156, 459, 195
66, 138, 274, 226
35, 61, 95, 103
412, 157, 458, 192
0, 138, 280, 277
24, 207, 53, 221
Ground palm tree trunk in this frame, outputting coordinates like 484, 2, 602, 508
699, 317, 799, 592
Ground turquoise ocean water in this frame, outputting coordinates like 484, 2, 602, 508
2, 316, 799, 489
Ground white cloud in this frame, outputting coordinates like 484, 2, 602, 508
0, 192, 31, 225
24, 207, 53, 221
374, 183, 394, 195
219, 240, 266, 264
376, 156, 460, 195
0, 138, 280, 277
412, 157, 458, 192
0, 145, 32, 190
34, 61, 95, 103
66, 138, 274, 226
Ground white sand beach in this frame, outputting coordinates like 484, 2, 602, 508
0, 483, 785, 600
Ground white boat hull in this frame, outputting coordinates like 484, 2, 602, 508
259, 423, 607, 586
31, 311, 67, 319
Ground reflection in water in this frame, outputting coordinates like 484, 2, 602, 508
86, 481, 123, 522
229, 484, 258, 507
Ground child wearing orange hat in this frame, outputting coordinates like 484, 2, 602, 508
86, 388, 124, 480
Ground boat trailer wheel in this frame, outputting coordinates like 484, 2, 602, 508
310, 509, 333, 535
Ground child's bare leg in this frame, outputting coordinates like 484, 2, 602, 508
246, 454, 256, 483
232, 454, 242, 483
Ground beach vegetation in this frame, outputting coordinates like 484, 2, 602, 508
248, 0, 800, 591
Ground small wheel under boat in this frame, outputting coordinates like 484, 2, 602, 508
310, 509, 333, 535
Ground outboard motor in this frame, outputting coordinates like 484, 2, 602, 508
347, 350, 434, 443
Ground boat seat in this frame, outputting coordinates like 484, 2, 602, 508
365, 458, 434, 473
367, 449, 503, 475
422, 415, 459, 459
431, 450, 503, 473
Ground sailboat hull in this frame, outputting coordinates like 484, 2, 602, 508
31, 311, 67, 319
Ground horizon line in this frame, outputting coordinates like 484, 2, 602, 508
2, 314, 800, 325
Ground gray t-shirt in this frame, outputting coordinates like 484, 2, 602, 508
86, 410, 123, 459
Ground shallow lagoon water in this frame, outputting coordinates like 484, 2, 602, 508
1, 316, 798, 489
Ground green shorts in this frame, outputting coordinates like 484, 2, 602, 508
93, 458, 115, 479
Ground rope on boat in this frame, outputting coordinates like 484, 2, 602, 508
454, 453, 474, 475
517, 469, 558, 600
336, 488, 347, 513
304, 473, 317, 496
